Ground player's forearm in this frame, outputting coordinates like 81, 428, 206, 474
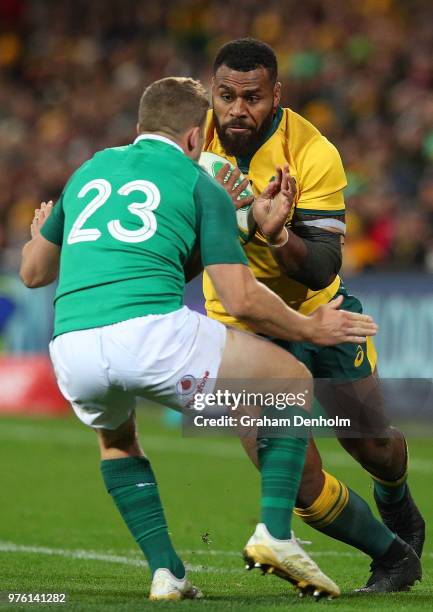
271, 232, 341, 291
20, 240, 59, 288
269, 228, 308, 274
234, 280, 312, 342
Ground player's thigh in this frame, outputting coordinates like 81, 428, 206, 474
218, 328, 314, 427
218, 327, 311, 381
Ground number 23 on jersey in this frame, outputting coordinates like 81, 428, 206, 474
67, 178, 161, 245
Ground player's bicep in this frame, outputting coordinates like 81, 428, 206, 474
288, 211, 344, 289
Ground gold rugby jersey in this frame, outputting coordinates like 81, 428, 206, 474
202, 107, 347, 331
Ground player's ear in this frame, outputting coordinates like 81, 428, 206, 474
273, 81, 281, 111
187, 126, 201, 151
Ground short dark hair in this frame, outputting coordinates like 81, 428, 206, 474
138, 77, 209, 137
213, 38, 278, 83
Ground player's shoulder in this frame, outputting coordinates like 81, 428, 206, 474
283, 108, 341, 176
283, 107, 341, 161
76, 145, 129, 172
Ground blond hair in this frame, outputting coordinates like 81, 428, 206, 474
138, 77, 209, 137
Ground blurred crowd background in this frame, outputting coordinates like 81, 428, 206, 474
1, 0, 433, 274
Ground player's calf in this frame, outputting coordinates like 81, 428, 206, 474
96, 415, 200, 597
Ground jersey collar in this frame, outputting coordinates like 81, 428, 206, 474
134, 133, 184, 154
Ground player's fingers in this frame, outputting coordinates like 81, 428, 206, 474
234, 195, 255, 210
43, 201, 53, 217
345, 323, 378, 337
281, 165, 290, 191
343, 311, 375, 324
225, 166, 241, 190
260, 179, 279, 200
280, 189, 294, 204
288, 175, 297, 195
232, 177, 250, 199
215, 163, 231, 185
342, 336, 367, 344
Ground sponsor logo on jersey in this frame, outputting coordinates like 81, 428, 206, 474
354, 345, 364, 368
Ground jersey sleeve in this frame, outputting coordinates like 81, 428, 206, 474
40, 195, 65, 245
296, 136, 347, 216
193, 169, 248, 267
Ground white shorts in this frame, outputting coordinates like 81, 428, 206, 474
49, 306, 227, 429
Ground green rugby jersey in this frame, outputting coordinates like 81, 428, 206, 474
41, 134, 247, 337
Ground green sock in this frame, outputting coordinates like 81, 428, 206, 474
101, 456, 185, 578
258, 435, 308, 540
374, 479, 407, 505
321, 487, 395, 558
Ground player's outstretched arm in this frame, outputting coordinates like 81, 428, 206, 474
206, 262, 377, 345
20, 201, 61, 288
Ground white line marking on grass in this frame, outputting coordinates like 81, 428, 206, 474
0, 541, 239, 573
2, 541, 432, 566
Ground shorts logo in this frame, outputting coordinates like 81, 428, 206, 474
354, 345, 364, 368
185, 370, 210, 409
176, 375, 197, 396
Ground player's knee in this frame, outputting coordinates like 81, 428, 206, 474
98, 416, 138, 453
276, 358, 313, 412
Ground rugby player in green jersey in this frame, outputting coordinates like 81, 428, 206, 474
20, 77, 377, 601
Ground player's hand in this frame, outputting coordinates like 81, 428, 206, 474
214, 163, 255, 209
31, 200, 53, 238
253, 165, 296, 245
307, 295, 378, 345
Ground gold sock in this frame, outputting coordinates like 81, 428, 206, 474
295, 470, 349, 529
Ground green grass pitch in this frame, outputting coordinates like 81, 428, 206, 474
0, 408, 431, 611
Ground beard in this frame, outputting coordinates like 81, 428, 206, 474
214, 107, 274, 158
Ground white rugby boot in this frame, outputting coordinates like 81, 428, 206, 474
244, 523, 340, 600
149, 568, 203, 601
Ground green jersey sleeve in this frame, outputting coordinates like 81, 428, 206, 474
40, 195, 65, 246
194, 169, 248, 267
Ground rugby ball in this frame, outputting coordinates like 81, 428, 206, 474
199, 151, 256, 244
